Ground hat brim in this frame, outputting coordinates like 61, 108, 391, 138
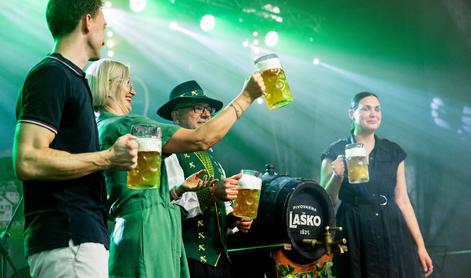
157, 96, 224, 120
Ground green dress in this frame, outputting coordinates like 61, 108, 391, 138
97, 112, 190, 278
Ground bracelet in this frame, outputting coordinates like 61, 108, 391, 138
229, 103, 240, 120
170, 187, 180, 200
232, 99, 244, 113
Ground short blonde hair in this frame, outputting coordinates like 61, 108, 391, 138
86, 59, 130, 112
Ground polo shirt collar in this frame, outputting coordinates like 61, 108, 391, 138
48, 53, 85, 77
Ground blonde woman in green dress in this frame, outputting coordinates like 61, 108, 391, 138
86, 59, 264, 277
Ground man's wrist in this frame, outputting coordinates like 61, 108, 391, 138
99, 148, 113, 170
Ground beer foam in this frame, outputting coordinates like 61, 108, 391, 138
345, 146, 366, 158
255, 57, 282, 71
137, 137, 161, 152
239, 174, 262, 190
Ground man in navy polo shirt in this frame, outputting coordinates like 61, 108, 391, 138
13, 1, 138, 277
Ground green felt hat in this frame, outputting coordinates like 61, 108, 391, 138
157, 80, 223, 120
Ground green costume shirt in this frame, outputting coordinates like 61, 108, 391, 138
175, 151, 230, 267
97, 112, 189, 278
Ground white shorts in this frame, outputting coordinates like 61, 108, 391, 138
28, 240, 109, 278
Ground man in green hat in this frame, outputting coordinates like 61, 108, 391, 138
158, 80, 253, 278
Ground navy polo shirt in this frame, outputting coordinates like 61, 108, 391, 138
16, 53, 109, 256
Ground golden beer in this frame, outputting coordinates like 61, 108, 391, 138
232, 188, 261, 219
127, 126, 162, 190
346, 157, 369, 184
255, 54, 293, 110
345, 143, 369, 184
232, 170, 262, 219
127, 150, 161, 190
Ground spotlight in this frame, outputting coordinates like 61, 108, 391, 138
242, 39, 249, 48
104, 1, 112, 8
253, 39, 259, 46
107, 30, 113, 38
256, 97, 264, 104
252, 46, 261, 54
169, 21, 179, 30
130, 0, 146, 13
312, 57, 320, 65
106, 40, 115, 48
252, 31, 259, 37
200, 14, 215, 32
264, 31, 279, 47
107, 50, 115, 58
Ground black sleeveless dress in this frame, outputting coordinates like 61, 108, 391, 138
321, 135, 423, 278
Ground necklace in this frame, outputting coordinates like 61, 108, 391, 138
194, 151, 215, 177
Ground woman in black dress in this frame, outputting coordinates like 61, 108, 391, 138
320, 92, 433, 277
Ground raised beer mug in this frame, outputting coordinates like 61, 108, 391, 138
232, 169, 262, 219
254, 53, 293, 110
345, 143, 369, 184
127, 125, 162, 190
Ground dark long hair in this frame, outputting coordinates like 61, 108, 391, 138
350, 91, 379, 133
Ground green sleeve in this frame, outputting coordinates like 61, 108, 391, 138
123, 115, 180, 148
98, 114, 180, 204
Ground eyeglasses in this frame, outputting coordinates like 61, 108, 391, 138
176, 104, 216, 115
126, 79, 134, 91
110, 78, 134, 91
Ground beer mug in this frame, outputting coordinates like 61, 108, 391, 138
254, 53, 293, 110
345, 143, 369, 184
127, 125, 162, 190
232, 169, 262, 219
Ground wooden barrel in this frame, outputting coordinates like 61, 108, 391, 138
246, 174, 335, 264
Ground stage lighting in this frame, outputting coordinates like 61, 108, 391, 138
242, 39, 249, 48
169, 21, 179, 30
107, 31, 113, 38
107, 50, 114, 58
312, 57, 320, 65
106, 40, 115, 48
130, 0, 146, 13
200, 14, 215, 32
264, 31, 279, 47
104, 1, 112, 8
256, 97, 264, 104
252, 46, 260, 54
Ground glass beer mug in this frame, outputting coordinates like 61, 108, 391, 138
254, 53, 293, 110
345, 143, 370, 184
232, 169, 262, 219
127, 125, 162, 190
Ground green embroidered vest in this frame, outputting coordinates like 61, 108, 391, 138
177, 150, 229, 266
